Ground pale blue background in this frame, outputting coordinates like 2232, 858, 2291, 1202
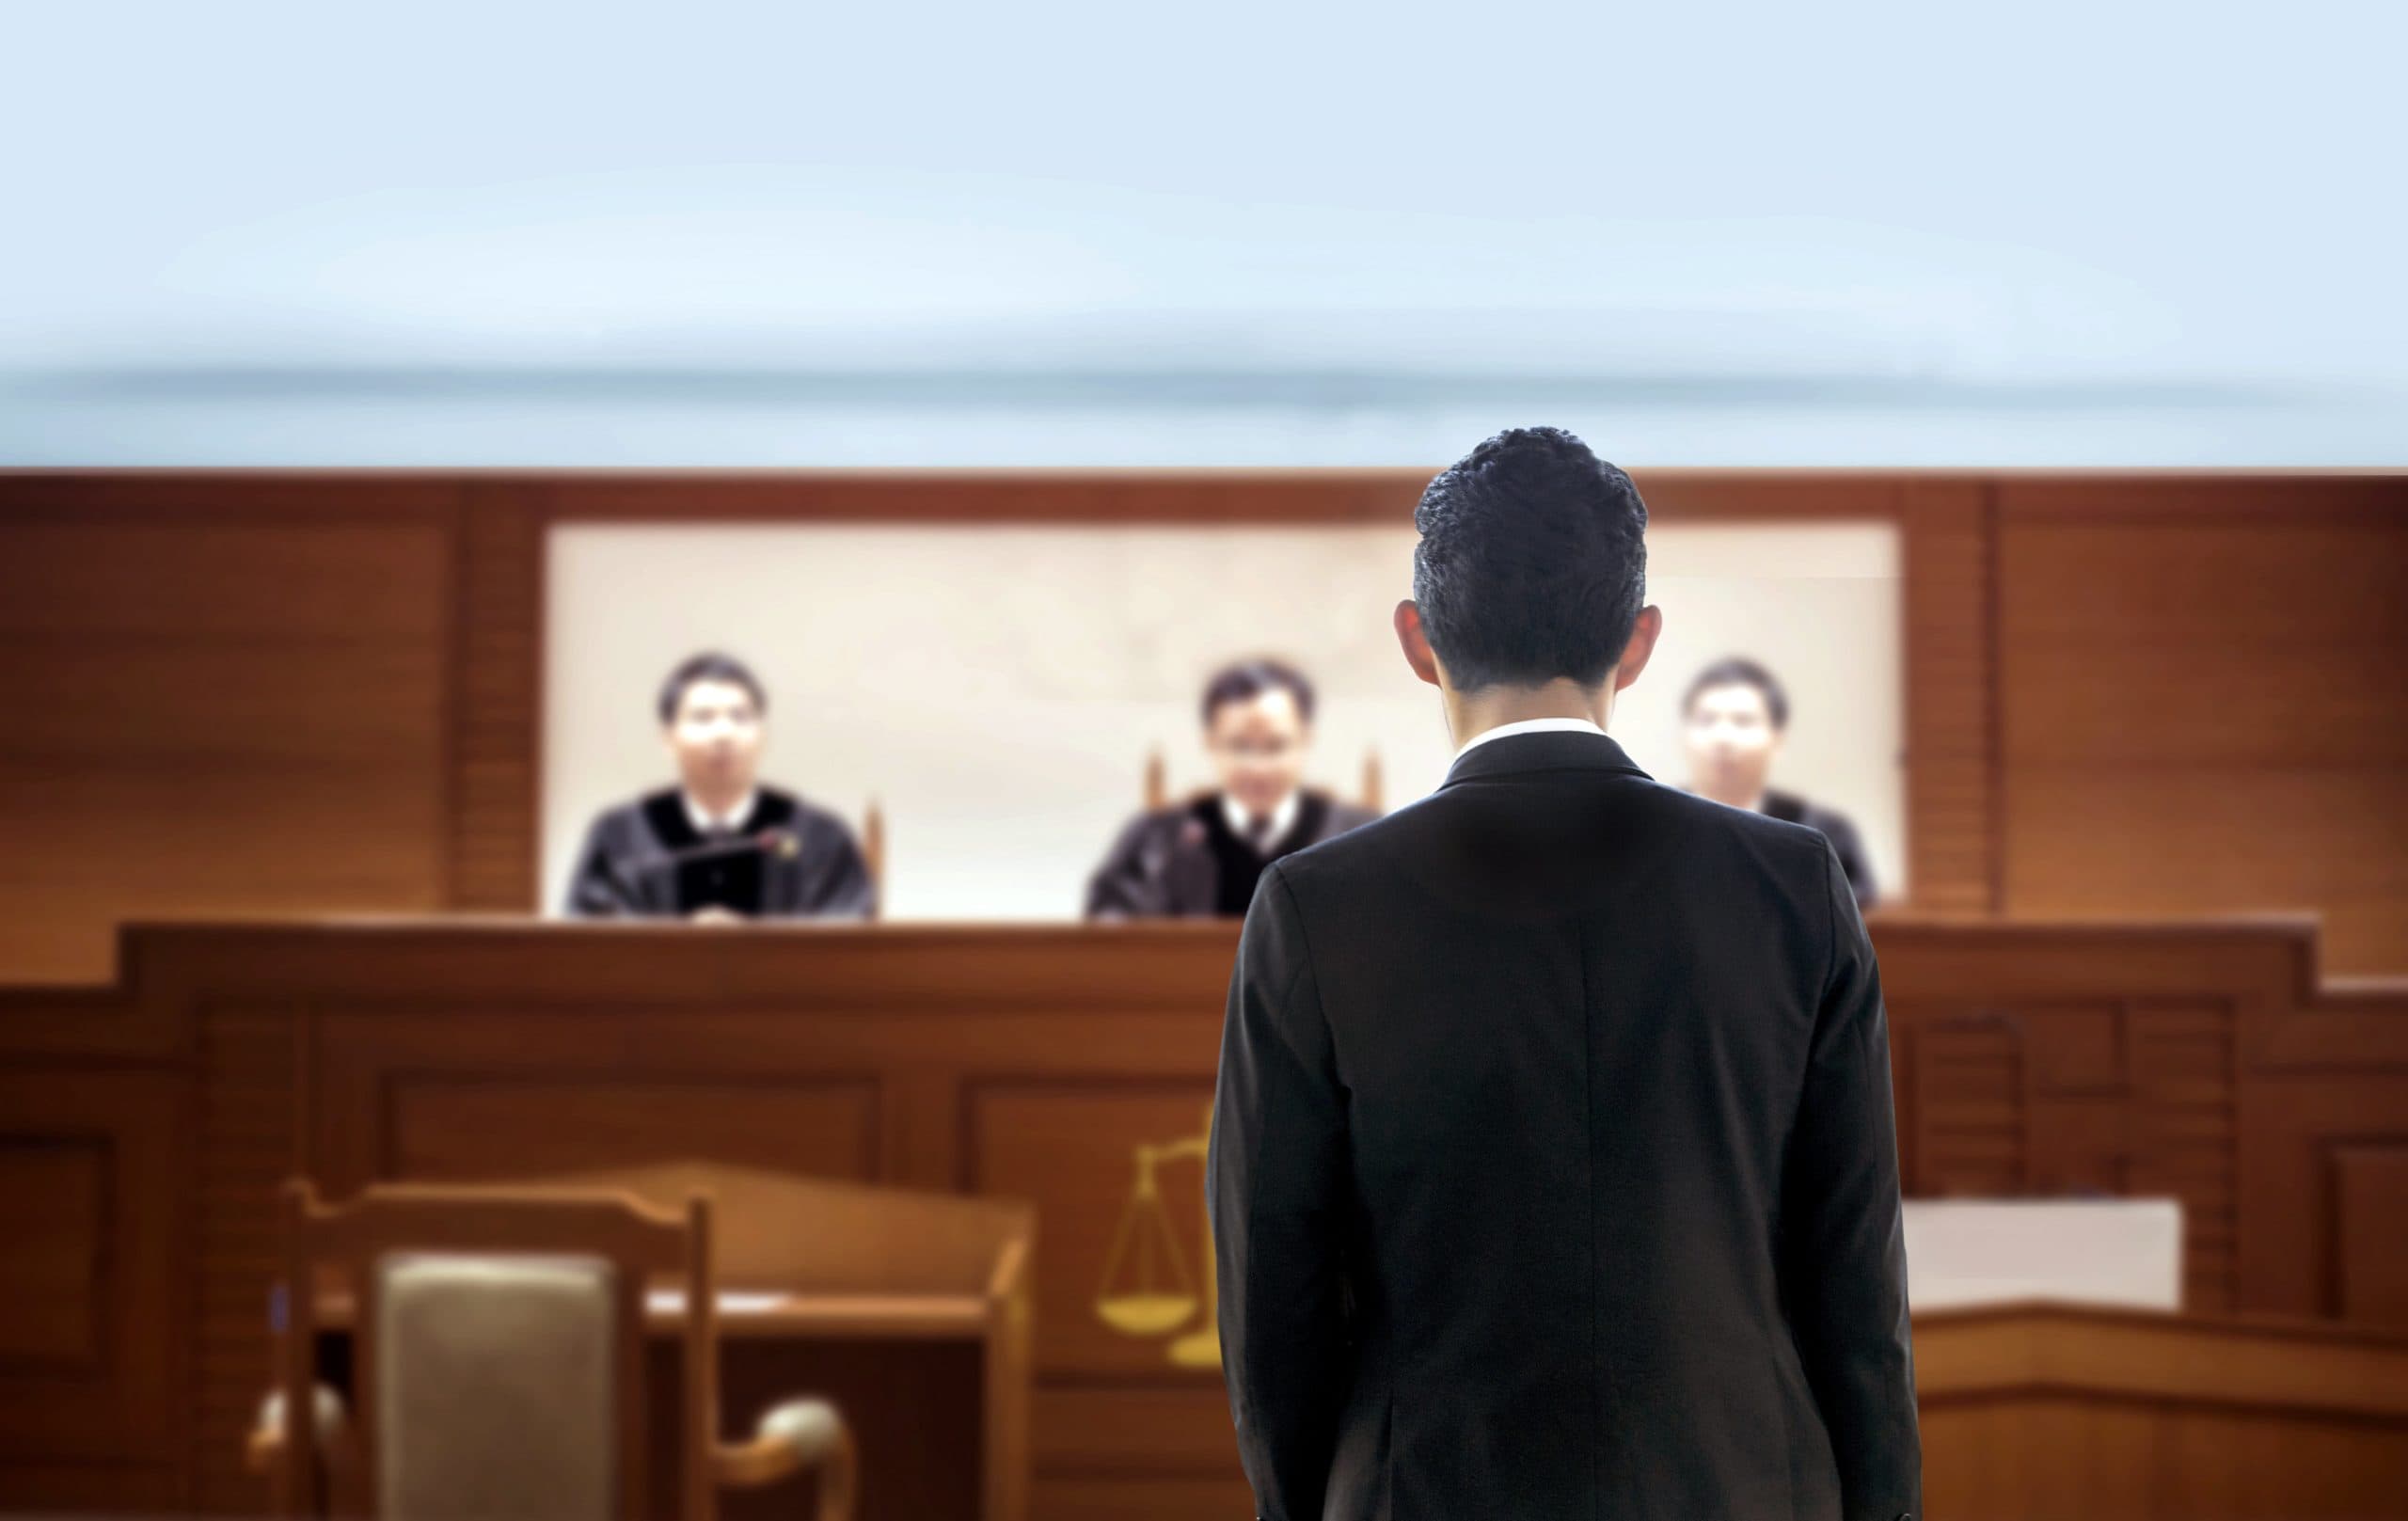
4, 0, 2401, 465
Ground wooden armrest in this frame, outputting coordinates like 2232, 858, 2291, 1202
715, 1397, 856, 1519
246, 1385, 349, 1474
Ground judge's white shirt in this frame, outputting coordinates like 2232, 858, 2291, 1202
683, 787, 759, 836
1222, 788, 1301, 849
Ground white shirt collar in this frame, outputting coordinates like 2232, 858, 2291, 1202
683, 786, 758, 835
1453, 715, 1613, 760
1221, 788, 1301, 848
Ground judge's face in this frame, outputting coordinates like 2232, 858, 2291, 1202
1206, 689, 1310, 819
1682, 682, 1782, 804
665, 679, 765, 797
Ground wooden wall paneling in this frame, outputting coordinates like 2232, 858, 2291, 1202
1031, 1386, 1244, 1468
2128, 1000, 2243, 1310
1881, 923, 2305, 1314
1906, 1008, 2027, 1195
1896, 479, 2000, 911
2239, 1072, 2408, 1321
2231, 970, 2408, 1323
2332, 1144, 2408, 1327
0, 474, 464, 985
306, 1012, 890, 1194
189, 1009, 301, 1514
1956, 995, 2248, 1311
2253, 978, 2408, 1070
2016, 1000, 2128, 1195
0, 980, 172, 1065
446, 483, 547, 911
522, 470, 1433, 526
0, 1463, 185, 1514
0, 1067, 186, 1471
1994, 475, 2408, 974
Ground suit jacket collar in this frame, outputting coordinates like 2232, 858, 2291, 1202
1437, 728, 1653, 791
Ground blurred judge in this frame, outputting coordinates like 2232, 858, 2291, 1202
563, 652, 875, 921
1085, 658, 1378, 919
1680, 657, 1878, 906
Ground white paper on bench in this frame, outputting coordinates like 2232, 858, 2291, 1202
642, 1289, 789, 1316
1902, 1197, 2184, 1311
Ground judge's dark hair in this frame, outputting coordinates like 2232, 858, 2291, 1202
1412, 425, 1648, 691
657, 651, 768, 724
1199, 658, 1317, 727
1682, 657, 1791, 730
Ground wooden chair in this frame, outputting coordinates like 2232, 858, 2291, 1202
1143, 746, 1384, 814
861, 799, 884, 920
248, 1179, 855, 1521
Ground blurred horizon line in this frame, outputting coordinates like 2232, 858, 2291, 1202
0, 364, 2337, 412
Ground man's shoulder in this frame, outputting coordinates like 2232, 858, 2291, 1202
1276, 774, 1833, 892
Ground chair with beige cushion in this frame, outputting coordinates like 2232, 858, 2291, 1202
248, 1179, 854, 1521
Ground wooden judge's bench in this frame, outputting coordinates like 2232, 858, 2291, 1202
2, 915, 2405, 1519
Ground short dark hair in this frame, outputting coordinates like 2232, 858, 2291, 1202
657, 651, 768, 724
1199, 657, 1317, 727
1412, 426, 1649, 691
1682, 657, 1790, 730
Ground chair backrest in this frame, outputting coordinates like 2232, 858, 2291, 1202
1143, 746, 1384, 814
861, 799, 884, 919
275, 1180, 721, 1521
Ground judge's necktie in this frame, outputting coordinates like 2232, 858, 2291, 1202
1245, 815, 1275, 856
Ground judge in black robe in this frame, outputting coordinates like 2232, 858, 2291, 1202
1757, 786, 1877, 906
562, 649, 875, 920
1086, 786, 1380, 918
1085, 657, 1379, 919
1679, 655, 1880, 906
565, 784, 875, 919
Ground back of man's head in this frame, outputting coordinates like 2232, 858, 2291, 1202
1412, 426, 1649, 692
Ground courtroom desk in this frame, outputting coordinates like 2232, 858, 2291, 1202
1913, 1302, 2408, 1520
0, 914, 2403, 1518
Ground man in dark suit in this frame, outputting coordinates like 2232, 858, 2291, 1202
1208, 427, 1920, 1521
563, 651, 875, 921
1085, 658, 1378, 919
1681, 655, 1881, 906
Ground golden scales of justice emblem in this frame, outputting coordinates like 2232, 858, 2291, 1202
1093, 1106, 1221, 1370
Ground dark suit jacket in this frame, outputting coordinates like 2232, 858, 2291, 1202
563, 784, 875, 919
1208, 729, 1919, 1521
1085, 788, 1381, 919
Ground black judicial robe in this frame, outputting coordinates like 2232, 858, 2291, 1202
564, 784, 875, 919
1761, 787, 1879, 908
1679, 784, 1878, 907
1084, 788, 1380, 919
